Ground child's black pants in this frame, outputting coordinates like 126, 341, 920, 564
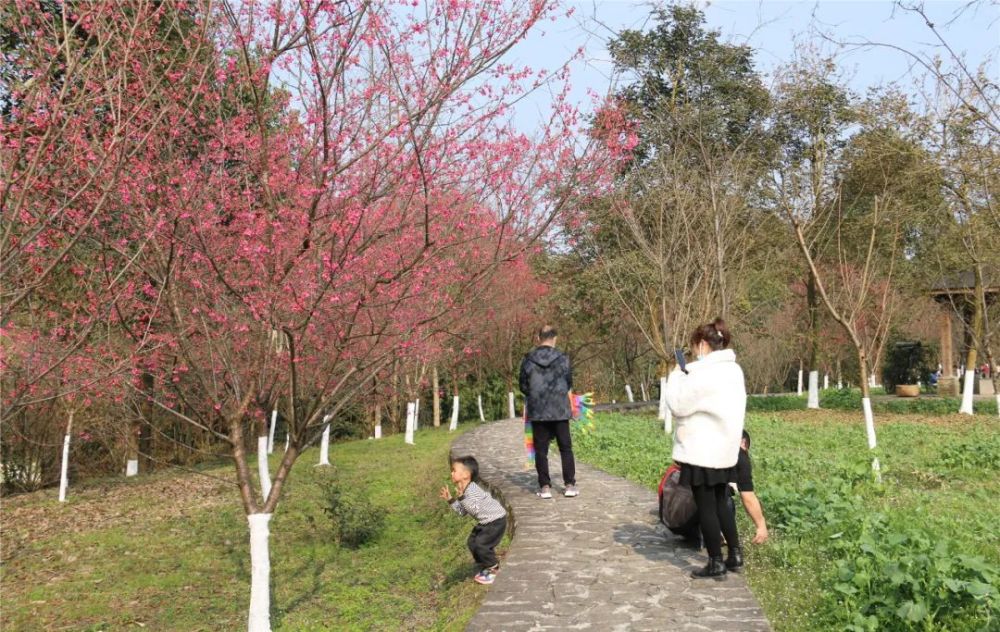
468, 517, 506, 570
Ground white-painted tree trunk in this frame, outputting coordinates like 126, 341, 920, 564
807, 370, 820, 409
413, 399, 420, 429
405, 402, 415, 445
507, 392, 515, 419
861, 397, 882, 483
640, 383, 648, 401
318, 414, 331, 466
959, 369, 975, 415
58, 433, 71, 503
797, 369, 803, 396
125, 459, 139, 477
477, 394, 485, 422
625, 384, 634, 403
374, 424, 382, 439
257, 436, 271, 501
658, 375, 668, 425
449, 396, 459, 431
824, 374, 829, 390
995, 393, 999, 418
267, 409, 277, 454
247, 513, 272, 632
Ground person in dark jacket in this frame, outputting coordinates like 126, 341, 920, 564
519, 325, 577, 499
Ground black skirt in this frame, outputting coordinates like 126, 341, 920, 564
678, 462, 737, 488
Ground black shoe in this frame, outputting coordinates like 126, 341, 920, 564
725, 545, 744, 571
691, 555, 727, 579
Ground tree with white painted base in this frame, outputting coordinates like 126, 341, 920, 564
58, 410, 75, 502
449, 395, 460, 431
317, 414, 332, 466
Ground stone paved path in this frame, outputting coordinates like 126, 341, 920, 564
452, 418, 771, 632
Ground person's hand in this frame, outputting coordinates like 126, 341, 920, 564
439, 486, 453, 501
752, 526, 769, 544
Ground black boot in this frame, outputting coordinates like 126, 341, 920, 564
725, 545, 744, 571
691, 555, 727, 579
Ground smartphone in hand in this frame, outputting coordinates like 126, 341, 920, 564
674, 348, 688, 374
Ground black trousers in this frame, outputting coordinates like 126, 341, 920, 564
532, 420, 576, 488
692, 484, 740, 558
468, 517, 507, 570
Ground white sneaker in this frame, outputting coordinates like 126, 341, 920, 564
564, 485, 579, 497
536, 486, 553, 499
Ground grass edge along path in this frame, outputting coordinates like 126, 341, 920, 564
572, 410, 1000, 632
1, 425, 495, 631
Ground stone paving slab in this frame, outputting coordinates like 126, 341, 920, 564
452, 418, 771, 632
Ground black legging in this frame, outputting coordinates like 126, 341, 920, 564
692, 483, 740, 558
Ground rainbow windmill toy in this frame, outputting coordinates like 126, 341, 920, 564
570, 392, 596, 434
523, 392, 597, 469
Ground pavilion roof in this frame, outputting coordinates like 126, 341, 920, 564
929, 267, 1000, 297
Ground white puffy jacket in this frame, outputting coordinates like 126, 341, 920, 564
666, 348, 746, 469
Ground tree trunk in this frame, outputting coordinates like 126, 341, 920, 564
857, 349, 882, 483
807, 273, 821, 408
625, 384, 634, 402
960, 265, 984, 415
58, 410, 74, 503
449, 395, 460, 431
267, 408, 277, 454
507, 392, 515, 419
247, 513, 272, 632
659, 374, 671, 432
139, 372, 155, 471
477, 394, 485, 422
126, 407, 141, 477
404, 402, 415, 445
257, 416, 271, 501
373, 404, 382, 439
432, 366, 441, 427
318, 413, 331, 466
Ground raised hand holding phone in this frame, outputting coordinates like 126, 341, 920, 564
674, 348, 688, 374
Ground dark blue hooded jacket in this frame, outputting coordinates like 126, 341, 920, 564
519, 346, 573, 422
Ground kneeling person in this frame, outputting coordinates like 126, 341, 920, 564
440, 456, 508, 585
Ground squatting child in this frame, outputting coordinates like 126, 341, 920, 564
440, 455, 508, 585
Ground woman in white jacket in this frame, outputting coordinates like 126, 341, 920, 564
665, 318, 746, 579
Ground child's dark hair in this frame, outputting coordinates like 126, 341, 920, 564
452, 455, 479, 481
690, 317, 731, 351
742, 429, 751, 450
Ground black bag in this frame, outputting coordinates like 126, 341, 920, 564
657, 464, 697, 529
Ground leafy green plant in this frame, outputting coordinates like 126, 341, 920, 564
322, 479, 386, 548
827, 519, 998, 631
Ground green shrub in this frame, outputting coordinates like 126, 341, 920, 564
881, 339, 936, 393
747, 395, 806, 412
322, 479, 386, 547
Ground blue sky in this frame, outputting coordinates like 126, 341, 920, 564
506, 0, 999, 131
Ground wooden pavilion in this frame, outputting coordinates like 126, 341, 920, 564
929, 269, 1000, 396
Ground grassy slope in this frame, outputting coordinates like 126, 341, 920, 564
1, 426, 492, 631
572, 410, 1000, 631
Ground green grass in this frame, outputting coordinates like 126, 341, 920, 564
573, 410, 1000, 631
747, 389, 999, 415
1, 426, 494, 631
